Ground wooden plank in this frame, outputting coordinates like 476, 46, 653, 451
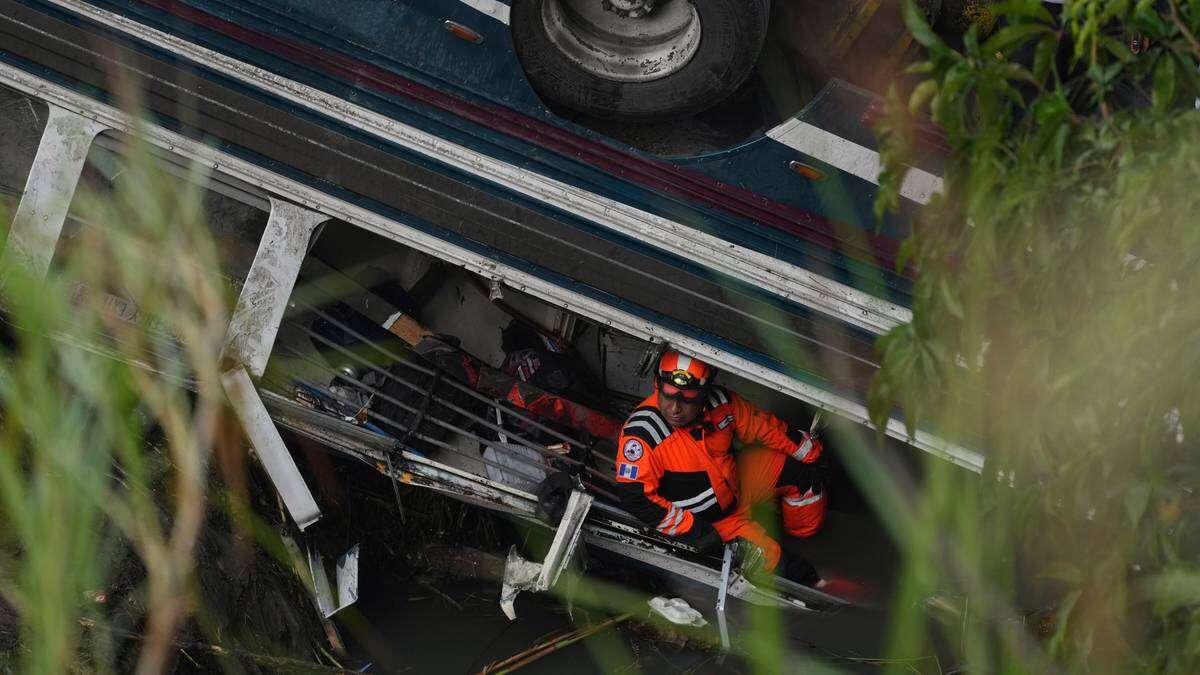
830, 0, 885, 59
382, 310, 433, 346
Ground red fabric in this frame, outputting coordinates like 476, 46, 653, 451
460, 354, 480, 388
779, 485, 827, 538
507, 386, 621, 440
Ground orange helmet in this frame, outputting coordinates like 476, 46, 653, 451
656, 349, 714, 391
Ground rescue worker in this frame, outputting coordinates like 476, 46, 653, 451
613, 349, 828, 585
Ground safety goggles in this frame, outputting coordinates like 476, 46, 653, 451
657, 381, 706, 403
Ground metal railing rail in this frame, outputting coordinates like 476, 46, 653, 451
291, 322, 582, 469
267, 318, 621, 499
288, 370, 620, 503
285, 311, 621, 486
298, 376, 550, 485
294, 297, 599, 451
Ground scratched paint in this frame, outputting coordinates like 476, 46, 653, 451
223, 198, 328, 377
3, 104, 106, 276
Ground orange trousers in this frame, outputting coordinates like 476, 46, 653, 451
710, 445, 827, 572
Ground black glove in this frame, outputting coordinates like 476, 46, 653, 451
734, 538, 768, 578
779, 552, 821, 587
535, 472, 575, 524
681, 518, 723, 553
808, 450, 832, 490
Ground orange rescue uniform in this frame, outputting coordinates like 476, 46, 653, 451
613, 386, 826, 571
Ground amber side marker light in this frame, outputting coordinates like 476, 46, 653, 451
444, 20, 485, 44
788, 160, 828, 181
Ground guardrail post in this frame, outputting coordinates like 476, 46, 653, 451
223, 197, 327, 377
222, 366, 322, 529
716, 543, 734, 655
3, 104, 107, 276
221, 197, 327, 529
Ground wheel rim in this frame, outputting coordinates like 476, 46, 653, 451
540, 0, 702, 83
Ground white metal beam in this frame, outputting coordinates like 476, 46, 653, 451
3, 104, 106, 276
224, 198, 327, 377
222, 366, 322, 529
500, 488, 594, 620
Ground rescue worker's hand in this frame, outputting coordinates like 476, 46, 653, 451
535, 472, 575, 524
682, 519, 723, 553
734, 538, 768, 578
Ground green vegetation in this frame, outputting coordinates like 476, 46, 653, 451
8, 2, 1200, 672
870, 0, 1200, 671
0, 129, 233, 672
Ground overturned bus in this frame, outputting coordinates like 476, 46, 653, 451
0, 0, 979, 646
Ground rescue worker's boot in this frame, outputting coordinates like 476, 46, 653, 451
778, 552, 821, 587
736, 539, 820, 588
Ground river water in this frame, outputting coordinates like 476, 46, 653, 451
335, 511, 903, 673
346, 577, 726, 673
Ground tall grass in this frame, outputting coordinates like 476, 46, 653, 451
866, 1, 1200, 672
0, 122, 231, 672
8, 6, 1199, 673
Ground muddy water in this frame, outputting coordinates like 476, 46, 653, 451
344, 577, 726, 673
345, 577, 898, 673
338, 511, 903, 674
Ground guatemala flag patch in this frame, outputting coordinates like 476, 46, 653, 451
617, 463, 639, 479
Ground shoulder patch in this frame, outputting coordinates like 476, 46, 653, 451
622, 406, 672, 446
622, 438, 645, 461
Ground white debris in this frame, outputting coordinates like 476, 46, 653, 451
649, 596, 708, 627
